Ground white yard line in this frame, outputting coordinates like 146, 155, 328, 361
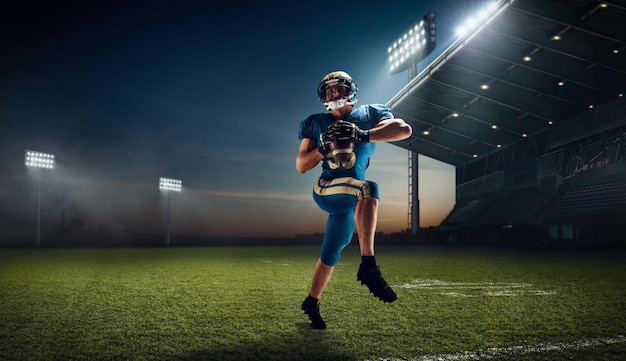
366, 335, 626, 361
394, 279, 555, 297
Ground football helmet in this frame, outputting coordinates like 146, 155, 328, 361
317, 71, 358, 111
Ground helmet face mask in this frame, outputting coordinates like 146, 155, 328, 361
318, 71, 358, 111
324, 97, 349, 111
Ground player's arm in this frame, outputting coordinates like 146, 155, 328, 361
296, 137, 324, 174
368, 118, 412, 143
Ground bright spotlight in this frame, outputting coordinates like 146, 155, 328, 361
159, 177, 182, 192
455, 1, 500, 37
25, 150, 55, 169
388, 11, 437, 75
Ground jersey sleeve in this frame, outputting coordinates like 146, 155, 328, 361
298, 115, 316, 140
369, 104, 394, 122
298, 113, 333, 141
350, 104, 394, 130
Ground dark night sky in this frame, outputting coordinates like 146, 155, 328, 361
0, 1, 492, 238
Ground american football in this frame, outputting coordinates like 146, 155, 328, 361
325, 120, 358, 162
329, 137, 356, 162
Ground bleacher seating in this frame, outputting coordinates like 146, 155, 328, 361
472, 191, 552, 225
543, 178, 626, 219
442, 197, 497, 224
442, 104, 626, 244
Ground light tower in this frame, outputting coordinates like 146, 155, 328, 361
387, 11, 437, 234
159, 177, 182, 246
25, 150, 55, 247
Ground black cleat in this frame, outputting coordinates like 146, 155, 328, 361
301, 299, 327, 330
357, 264, 397, 303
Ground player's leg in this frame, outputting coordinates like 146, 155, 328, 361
309, 210, 354, 298
302, 211, 355, 329
308, 259, 334, 299
303, 181, 359, 330
302, 178, 378, 329
301, 259, 332, 330
355, 196, 377, 256
354, 182, 397, 303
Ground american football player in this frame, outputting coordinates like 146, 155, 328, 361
296, 71, 412, 329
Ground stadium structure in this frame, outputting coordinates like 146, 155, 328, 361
387, 0, 626, 245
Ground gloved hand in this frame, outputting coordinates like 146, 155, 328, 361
318, 128, 336, 155
330, 120, 370, 142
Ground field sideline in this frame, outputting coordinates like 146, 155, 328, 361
0, 245, 624, 360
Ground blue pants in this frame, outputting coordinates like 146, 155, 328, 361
313, 177, 380, 266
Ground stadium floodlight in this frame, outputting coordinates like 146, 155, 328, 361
25, 150, 55, 247
159, 177, 182, 246
25, 150, 55, 169
159, 177, 182, 192
388, 11, 436, 76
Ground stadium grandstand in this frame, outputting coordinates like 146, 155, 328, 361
387, 0, 626, 246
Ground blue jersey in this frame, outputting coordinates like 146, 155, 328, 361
298, 104, 393, 181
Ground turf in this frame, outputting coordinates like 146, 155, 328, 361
0, 245, 624, 360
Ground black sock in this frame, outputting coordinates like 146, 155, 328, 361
361, 256, 376, 268
305, 295, 319, 305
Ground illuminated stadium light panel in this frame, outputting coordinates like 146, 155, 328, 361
388, 11, 436, 75
159, 177, 182, 192
25, 150, 55, 169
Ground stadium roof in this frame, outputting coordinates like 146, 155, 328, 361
387, 0, 626, 167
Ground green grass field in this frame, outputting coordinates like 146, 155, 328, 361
1, 245, 625, 361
